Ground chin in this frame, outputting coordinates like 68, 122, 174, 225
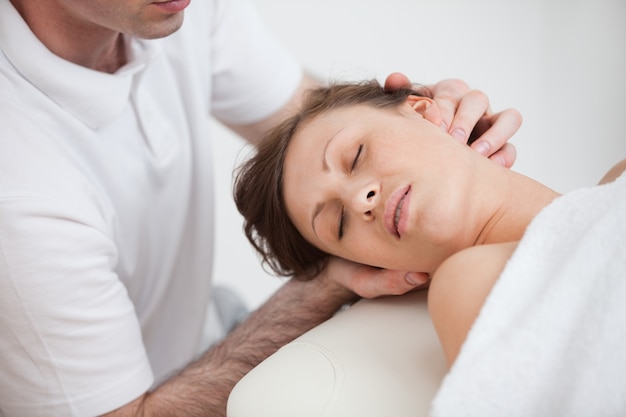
135, 15, 184, 39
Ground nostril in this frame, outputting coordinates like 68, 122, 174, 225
367, 191, 375, 199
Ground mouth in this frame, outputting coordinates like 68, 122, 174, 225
394, 193, 409, 231
150, 0, 190, 13
384, 185, 411, 238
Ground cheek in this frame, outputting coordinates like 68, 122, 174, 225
370, 145, 415, 176
338, 236, 391, 269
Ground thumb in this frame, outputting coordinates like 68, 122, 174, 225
384, 72, 412, 92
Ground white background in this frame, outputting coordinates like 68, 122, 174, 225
213, 0, 626, 309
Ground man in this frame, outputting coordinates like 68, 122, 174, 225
0, 0, 519, 415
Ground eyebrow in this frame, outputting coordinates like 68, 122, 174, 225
321, 128, 343, 171
311, 128, 343, 237
311, 202, 325, 238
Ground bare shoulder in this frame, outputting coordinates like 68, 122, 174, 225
428, 242, 518, 366
599, 158, 626, 185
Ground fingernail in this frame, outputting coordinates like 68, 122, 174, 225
493, 155, 506, 166
405, 272, 428, 286
451, 128, 466, 142
474, 141, 491, 156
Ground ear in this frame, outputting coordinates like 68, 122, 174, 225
406, 95, 432, 115
405, 95, 443, 128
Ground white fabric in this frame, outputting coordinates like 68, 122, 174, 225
0, 0, 301, 415
431, 173, 626, 417
227, 291, 448, 417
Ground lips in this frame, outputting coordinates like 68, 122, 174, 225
384, 185, 411, 238
150, 0, 190, 13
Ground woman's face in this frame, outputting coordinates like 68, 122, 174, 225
282, 98, 477, 274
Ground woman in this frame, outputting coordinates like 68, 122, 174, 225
234, 79, 625, 365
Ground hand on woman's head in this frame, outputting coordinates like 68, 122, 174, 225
384, 72, 521, 168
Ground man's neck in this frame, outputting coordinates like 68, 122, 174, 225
94, 35, 127, 73
10, 0, 128, 73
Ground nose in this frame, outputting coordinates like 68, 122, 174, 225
347, 181, 380, 219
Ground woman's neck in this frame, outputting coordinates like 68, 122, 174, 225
475, 169, 561, 245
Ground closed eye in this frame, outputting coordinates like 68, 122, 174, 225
338, 206, 345, 240
350, 144, 363, 172
339, 144, 363, 240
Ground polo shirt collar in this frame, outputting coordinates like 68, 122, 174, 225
0, 0, 161, 130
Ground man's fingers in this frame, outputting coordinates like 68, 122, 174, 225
428, 79, 471, 131
386, 74, 521, 168
327, 256, 428, 299
487, 143, 517, 168
350, 269, 428, 299
469, 108, 522, 164
384, 72, 412, 91
446, 90, 490, 143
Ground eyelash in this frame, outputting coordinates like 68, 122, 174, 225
350, 144, 363, 172
338, 144, 363, 240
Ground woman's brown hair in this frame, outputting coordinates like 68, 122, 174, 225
233, 79, 430, 279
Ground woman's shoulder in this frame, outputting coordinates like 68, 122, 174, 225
435, 241, 519, 280
428, 242, 518, 366
599, 158, 626, 185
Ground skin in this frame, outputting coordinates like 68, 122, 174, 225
7, 0, 524, 414
104, 274, 355, 416
283, 96, 626, 368
284, 98, 476, 274
9, 1, 522, 297
282, 96, 557, 366
430, 157, 626, 366
428, 241, 519, 366
385, 73, 520, 169
330, 76, 523, 296
10, 0, 188, 72
9, 2, 348, 416
283, 96, 553, 275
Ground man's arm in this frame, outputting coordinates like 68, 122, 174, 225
222, 72, 322, 145
102, 273, 354, 417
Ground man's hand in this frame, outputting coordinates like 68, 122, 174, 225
324, 257, 429, 299
385, 72, 522, 168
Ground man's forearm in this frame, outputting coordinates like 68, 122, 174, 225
139, 274, 355, 417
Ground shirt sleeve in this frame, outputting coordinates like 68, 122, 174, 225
208, 0, 303, 125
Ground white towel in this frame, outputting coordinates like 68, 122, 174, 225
430, 173, 626, 417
